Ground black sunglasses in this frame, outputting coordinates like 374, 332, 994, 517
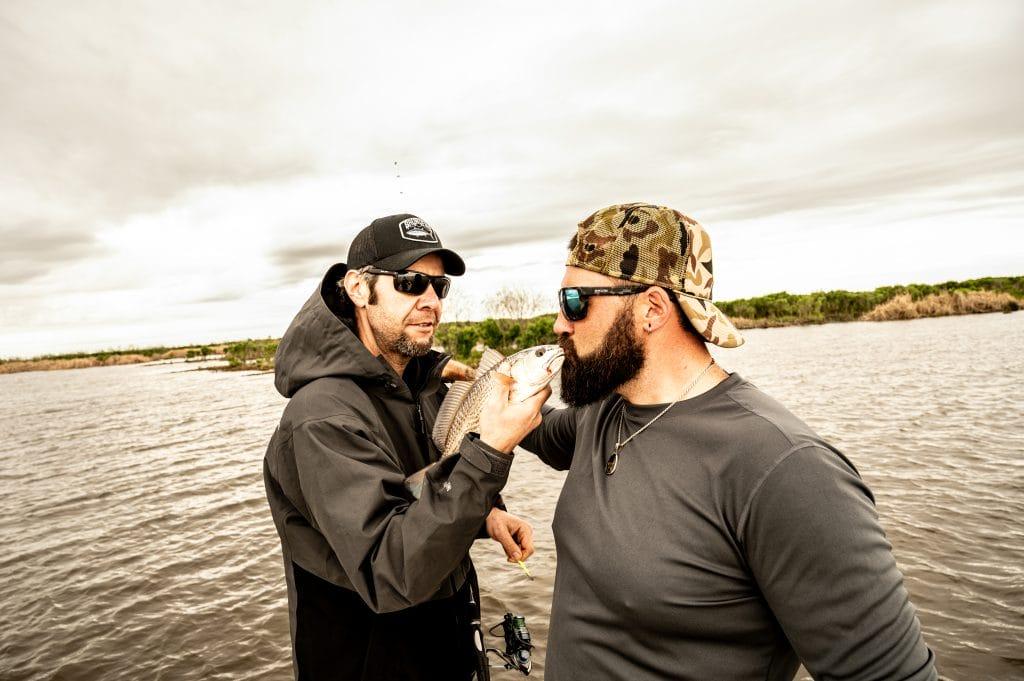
364, 268, 451, 299
558, 286, 645, 322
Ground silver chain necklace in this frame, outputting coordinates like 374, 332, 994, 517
605, 358, 717, 476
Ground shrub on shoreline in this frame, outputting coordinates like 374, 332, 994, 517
222, 339, 278, 371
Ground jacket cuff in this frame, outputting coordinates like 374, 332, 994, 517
460, 433, 513, 477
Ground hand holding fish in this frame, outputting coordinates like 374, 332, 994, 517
485, 507, 535, 563
478, 373, 551, 454
404, 346, 563, 499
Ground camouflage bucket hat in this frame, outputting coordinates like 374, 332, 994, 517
566, 202, 744, 348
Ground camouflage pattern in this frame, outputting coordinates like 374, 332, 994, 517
566, 202, 744, 348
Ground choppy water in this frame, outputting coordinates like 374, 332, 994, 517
1, 312, 1022, 680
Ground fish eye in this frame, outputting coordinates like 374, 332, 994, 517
535, 349, 544, 357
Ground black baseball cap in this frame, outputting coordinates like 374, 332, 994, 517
346, 214, 466, 276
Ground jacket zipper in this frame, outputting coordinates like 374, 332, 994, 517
415, 402, 432, 468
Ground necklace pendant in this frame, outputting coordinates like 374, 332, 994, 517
605, 451, 619, 476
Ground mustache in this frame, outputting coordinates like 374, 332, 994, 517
557, 333, 576, 356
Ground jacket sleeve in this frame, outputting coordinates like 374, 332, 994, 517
292, 413, 512, 613
740, 444, 937, 681
518, 404, 578, 471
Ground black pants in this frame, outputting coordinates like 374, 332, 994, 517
292, 563, 477, 681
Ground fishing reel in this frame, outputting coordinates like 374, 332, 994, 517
486, 612, 533, 675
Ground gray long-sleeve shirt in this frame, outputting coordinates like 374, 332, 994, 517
521, 372, 937, 681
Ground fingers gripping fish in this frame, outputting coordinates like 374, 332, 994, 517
404, 345, 564, 498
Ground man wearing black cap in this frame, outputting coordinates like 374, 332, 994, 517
264, 214, 548, 680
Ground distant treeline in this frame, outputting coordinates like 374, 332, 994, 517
2, 276, 1019, 373
435, 276, 1021, 363
23, 345, 210, 363
0, 344, 219, 374
716, 276, 1023, 328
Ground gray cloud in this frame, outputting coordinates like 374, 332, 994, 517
0, 222, 100, 284
1, 1, 320, 282
270, 242, 349, 286
5, 1, 1021, 254
189, 290, 249, 305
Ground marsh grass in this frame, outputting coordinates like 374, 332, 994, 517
0, 354, 155, 374
862, 291, 1019, 321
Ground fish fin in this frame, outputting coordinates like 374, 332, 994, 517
492, 371, 515, 403
478, 347, 505, 374
491, 371, 514, 388
433, 380, 473, 450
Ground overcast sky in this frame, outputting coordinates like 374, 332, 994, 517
2, 0, 1022, 358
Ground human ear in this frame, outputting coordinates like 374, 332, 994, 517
344, 270, 370, 308
642, 286, 672, 332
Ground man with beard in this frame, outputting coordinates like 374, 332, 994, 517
264, 214, 547, 681
519, 203, 937, 681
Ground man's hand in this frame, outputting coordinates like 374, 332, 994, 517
478, 374, 551, 454
485, 508, 535, 563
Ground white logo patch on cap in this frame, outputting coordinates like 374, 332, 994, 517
398, 217, 439, 243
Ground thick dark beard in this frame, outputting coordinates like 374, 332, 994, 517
558, 305, 645, 407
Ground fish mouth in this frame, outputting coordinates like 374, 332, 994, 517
544, 348, 565, 375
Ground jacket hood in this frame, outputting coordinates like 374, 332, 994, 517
274, 263, 392, 398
